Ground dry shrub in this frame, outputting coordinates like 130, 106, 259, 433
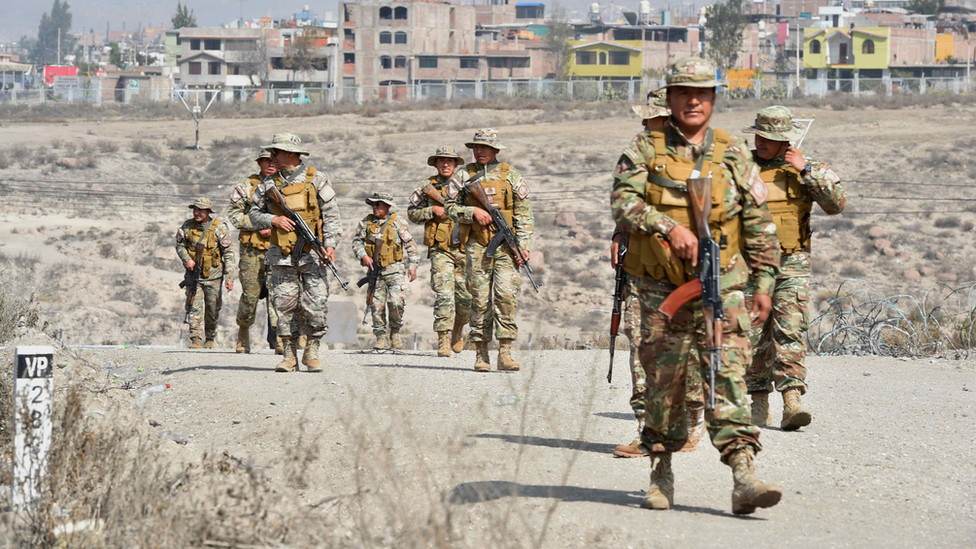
129, 139, 161, 159
96, 140, 119, 153
0, 255, 40, 343
934, 216, 960, 229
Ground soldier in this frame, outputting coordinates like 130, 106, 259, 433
612, 92, 706, 458
445, 128, 534, 372
352, 193, 419, 350
175, 198, 236, 349
611, 56, 782, 514
407, 146, 472, 357
248, 133, 342, 373
742, 106, 846, 431
228, 150, 280, 354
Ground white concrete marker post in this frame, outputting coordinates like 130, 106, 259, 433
12, 345, 54, 509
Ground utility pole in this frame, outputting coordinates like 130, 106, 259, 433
795, 21, 801, 86
57, 28, 61, 65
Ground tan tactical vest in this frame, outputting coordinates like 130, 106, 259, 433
623, 128, 742, 285
364, 213, 404, 268
422, 175, 457, 253
186, 218, 222, 278
238, 174, 271, 251
759, 157, 811, 255
457, 162, 514, 247
270, 167, 322, 255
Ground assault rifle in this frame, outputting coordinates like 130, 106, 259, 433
260, 281, 277, 350
178, 218, 213, 324
264, 185, 349, 291
356, 217, 392, 324
464, 179, 541, 292
658, 178, 723, 411
607, 233, 628, 383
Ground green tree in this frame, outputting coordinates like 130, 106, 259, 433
704, 0, 746, 76
108, 42, 123, 66
32, 0, 76, 65
283, 35, 326, 74
171, 2, 198, 29
906, 0, 944, 14
544, 2, 575, 80
774, 46, 789, 73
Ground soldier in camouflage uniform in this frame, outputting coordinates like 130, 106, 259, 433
742, 106, 846, 431
611, 56, 782, 514
352, 193, 420, 350
249, 133, 342, 373
228, 150, 280, 354
613, 93, 706, 458
408, 146, 472, 357
175, 197, 237, 349
445, 129, 534, 372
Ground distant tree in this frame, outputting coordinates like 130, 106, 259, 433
108, 42, 123, 67
32, 0, 76, 65
704, 0, 746, 76
906, 0, 944, 14
774, 46, 790, 73
239, 38, 271, 86
171, 2, 198, 29
544, 2, 575, 80
283, 35, 326, 76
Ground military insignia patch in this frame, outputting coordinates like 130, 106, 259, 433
446, 180, 461, 199
409, 190, 422, 207
613, 156, 634, 178
749, 166, 769, 206
515, 177, 529, 199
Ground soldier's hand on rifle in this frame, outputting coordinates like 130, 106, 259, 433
408, 269, 417, 282
271, 216, 295, 232
361, 255, 374, 270
185, 259, 196, 270
225, 279, 234, 292
750, 293, 772, 325
258, 228, 272, 238
785, 147, 806, 172
514, 249, 530, 268
324, 247, 335, 263
472, 207, 493, 226
431, 205, 447, 221
668, 225, 699, 267
610, 233, 624, 269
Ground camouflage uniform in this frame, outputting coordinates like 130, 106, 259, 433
175, 198, 237, 345
741, 107, 846, 429
351, 197, 420, 342
249, 134, 342, 370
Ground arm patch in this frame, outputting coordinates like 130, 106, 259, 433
513, 177, 529, 199
446, 179, 462, 199
409, 190, 422, 207
748, 166, 768, 206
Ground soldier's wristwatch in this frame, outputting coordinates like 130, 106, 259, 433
799, 164, 812, 177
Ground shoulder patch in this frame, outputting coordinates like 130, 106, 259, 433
409, 190, 422, 207
749, 166, 768, 206
446, 178, 462, 199
614, 155, 635, 178
514, 177, 529, 199
230, 184, 247, 203
318, 183, 336, 203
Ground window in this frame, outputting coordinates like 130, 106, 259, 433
862, 39, 875, 54
344, 53, 355, 64
380, 6, 392, 19
380, 56, 392, 69
204, 39, 220, 51
575, 51, 596, 65
609, 51, 629, 65
228, 63, 241, 75
460, 57, 479, 69
394, 56, 407, 68
344, 29, 355, 41
810, 40, 821, 54
395, 31, 407, 44
188, 61, 201, 75
512, 57, 529, 68
190, 39, 201, 50
599, 52, 607, 65
380, 32, 392, 44
208, 62, 221, 75
394, 6, 408, 19
419, 56, 437, 68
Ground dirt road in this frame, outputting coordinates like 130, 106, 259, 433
83, 346, 975, 548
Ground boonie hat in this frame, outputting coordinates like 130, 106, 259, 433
465, 128, 505, 150
632, 89, 670, 120
742, 106, 805, 143
365, 192, 395, 207
262, 133, 309, 156
189, 197, 213, 211
427, 146, 465, 167
659, 56, 722, 90
254, 149, 273, 162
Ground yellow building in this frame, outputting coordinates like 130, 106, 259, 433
804, 27, 889, 71
566, 40, 642, 78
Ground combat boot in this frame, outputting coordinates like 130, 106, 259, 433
678, 407, 706, 452
451, 317, 466, 354
474, 341, 491, 372
189, 337, 202, 349
298, 334, 307, 349
751, 393, 771, 427
373, 335, 390, 350
642, 452, 674, 510
437, 332, 452, 357
729, 447, 782, 515
275, 336, 284, 355
275, 338, 298, 372
303, 338, 323, 372
614, 421, 648, 458
497, 339, 520, 371
204, 339, 215, 349
236, 327, 250, 354
390, 330, 404, 350
781, 388, 812, 431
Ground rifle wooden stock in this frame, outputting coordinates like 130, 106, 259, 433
421, 183, 446, 206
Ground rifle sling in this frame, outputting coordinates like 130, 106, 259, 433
646, 129, 714, 194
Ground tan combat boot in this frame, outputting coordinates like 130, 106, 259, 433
374, 335, 390, 350
298, 334, 307, 349
497, 339, 520, 371
236, 327, 250, 354
729, 447, 782, 514
474, 341, 491, 372
204, 339, 215, 349
451, 317, 466, 354
189, 337, 202, 349
437, 332, 452, 357
751, 393, 771, 427
678, 407, 706, 452
642, 452, 674, 510
781, 388, 812, 431
275, 338, 298, 372
275, 336, 284, 355
390, 330, 404, 350
303, 337, 323, 372
614, 420, 648, 458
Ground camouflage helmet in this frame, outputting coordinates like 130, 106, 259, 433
742, 106, 805, 142
365, 192, 395, 207
262, 133, 309, 156
632, 88, 670, 120
189, 197, 213, 211
254, 149, 273, 162
427, 145, 466, 167
465, 128, 505, 151
659, 56, 721, 89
